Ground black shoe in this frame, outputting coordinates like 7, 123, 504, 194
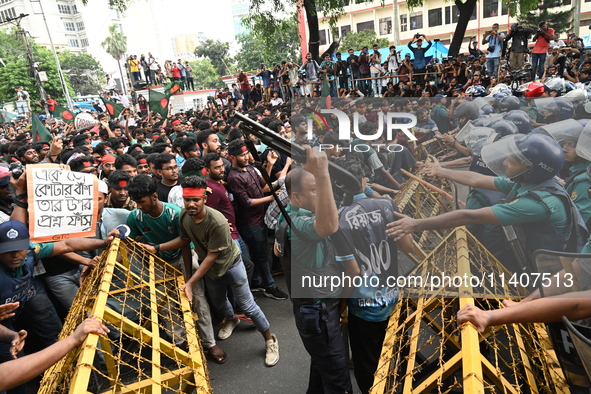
264, 286, 288, 300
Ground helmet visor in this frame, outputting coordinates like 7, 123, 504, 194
463, 127, 498, 150
481, 135, 533, 179
535, 97, 559, 115
576, 122, 591, 161
539, 119, 584, 144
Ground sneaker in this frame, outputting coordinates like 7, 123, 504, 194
250, 284, 266, 292
218, 318, 240, 340
264, 286, 288, 300
265, 333, 279, 367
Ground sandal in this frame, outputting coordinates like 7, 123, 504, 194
207, 347, 228, 364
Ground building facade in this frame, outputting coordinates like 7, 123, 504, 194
308, 0, 589, 55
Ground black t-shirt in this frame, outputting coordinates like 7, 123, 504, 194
347, 55, 360, 76
158, 179, 180, 202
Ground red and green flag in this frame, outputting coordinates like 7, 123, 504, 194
53, 105, 75, 124
149, 89, 169, 118
164, 81, 184, 96
100, 97, 124, 119
31, 115, 53, 142
0, 111, 15, 123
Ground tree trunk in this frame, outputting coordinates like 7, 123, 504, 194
303, 0, 320, 62
448, 0, 477, 58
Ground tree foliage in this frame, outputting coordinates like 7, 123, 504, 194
101, 24, 127, 61
58, 50, 104, 96
246, 0, 346, 62
189, 59, 224, 90
235, 28, 301, 72
337, 30, 390, 52
517, 0, 572, 34
0, 27, 74, 109
194, 39, 232, 76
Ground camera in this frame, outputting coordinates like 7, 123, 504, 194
415, 33, 422, 39
487, 45, 496, 52
9, 161, 23, 179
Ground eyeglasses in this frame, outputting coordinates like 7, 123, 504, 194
163, 166, 179, 172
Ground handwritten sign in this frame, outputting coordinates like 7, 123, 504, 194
27, 164, 98, 242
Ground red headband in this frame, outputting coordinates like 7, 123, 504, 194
139, 158, 147, 164
182, 188, 207, 198
118, 180, 128, 188
171, 119, 181, 126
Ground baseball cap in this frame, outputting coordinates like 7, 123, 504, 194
474, 71, 481, 76
0, 220, 30, 253
553, 46, 560, 49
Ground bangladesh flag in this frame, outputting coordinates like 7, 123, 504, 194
100, 97, 124, 119
149, 89, 169, 118
0, 111, 15, 123
53, 105, 75, 124
32, 116, 53, 142
320, 77, 332, 109
164, 81, 184, 96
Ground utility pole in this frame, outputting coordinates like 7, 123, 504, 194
35, 0, 73, 110
5, 13, 50, 118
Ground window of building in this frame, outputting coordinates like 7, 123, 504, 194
501, 1, 509, 15
483, 0, 498, 18
410, 11, 423, 30
341, 25, 351, 37
379, 17, 392, 35
428, 8, 442, 27
400, 14, 408, 32
72, 4, 78, 13
562, 0, 571, 4
81, 38, 89, 47
0, 7, 15, 22
58, 4, 71, 14
445, 7, 450, 24
0, 0, 13, 4
63, 21, 75, 31
319, 29, 327, 45
68, 38, 79, 48
76, 21, 85, 30
357, 20, 374, 32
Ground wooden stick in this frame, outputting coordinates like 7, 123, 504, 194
401, 169, 453, 201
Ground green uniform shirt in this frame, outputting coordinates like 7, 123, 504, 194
566, 162, 591, 225
127, 203, 183, 261
491, 177, 569, 233
179, 206, 239, 280
276, 203, 324, 269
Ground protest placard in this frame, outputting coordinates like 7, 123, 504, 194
26, 164, 98, 242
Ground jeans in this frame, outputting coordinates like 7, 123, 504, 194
371, 72, 381, 96
486, 57, 500, 78
44, 267, 81, 310
328, 80, 337, 97
187, 77, 195, 91
204, 256, 270, 333
132, 71, 141, 82
359, 73, 370, 95
531, 53, 547, 80
290, 86, 300, 98
238, 224, 275, 290
293, 302, 352, 394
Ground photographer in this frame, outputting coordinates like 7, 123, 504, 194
482, 23, 505, 78
531, 21, 555, 80
319, 53, 337, 97
505, 23, 533, 71
386, 45, 402, 83
408, 33, 432, 84
468, 38, 484, 58
554, 46, 580, 75
300, 53, 320, 97
369, 44, 383, 97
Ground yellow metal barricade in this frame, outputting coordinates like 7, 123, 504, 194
38, 238, 212, 394
370, 227, 569, 394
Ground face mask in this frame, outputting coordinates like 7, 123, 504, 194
429, 81, 435, 86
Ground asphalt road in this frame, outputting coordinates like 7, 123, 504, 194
207, 274, 358, 394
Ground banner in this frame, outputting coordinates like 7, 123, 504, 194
27, 164, 98, 242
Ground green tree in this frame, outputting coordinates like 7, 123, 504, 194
0, 28, 74, 110
101, 24, 128, 92
58, 50, 105, 96
518, 0, 572, 34
235, 28, 301, 72
337, 30, 389, 52
189, 59, 224, 89
194, 39, 232, 76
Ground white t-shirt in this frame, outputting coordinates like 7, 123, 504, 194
149, 56, 159, 71
270, 98, 284, 106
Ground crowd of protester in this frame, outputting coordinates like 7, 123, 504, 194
3, 19, 591, 393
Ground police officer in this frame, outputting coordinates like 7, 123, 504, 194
390, 134, 588, 273
274, 147, 353, 393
